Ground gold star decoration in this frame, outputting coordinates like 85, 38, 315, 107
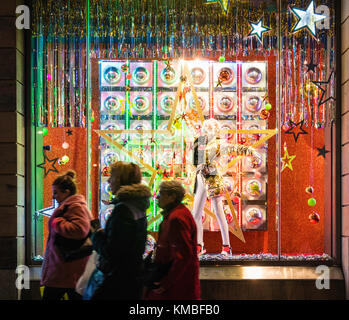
281, 147, 296, 172
205, 0, 230, 14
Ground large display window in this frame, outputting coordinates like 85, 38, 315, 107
30, 0, 338, 263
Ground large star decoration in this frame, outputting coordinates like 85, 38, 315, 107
311, 71, 336, 107
285, 120, 308, 142
205, 0, 230, 14
37, 152, 59, 177
281, 148, 296, 172
317, 145, 330, 158
291, 1, 326, 37
248, 18, 271, 42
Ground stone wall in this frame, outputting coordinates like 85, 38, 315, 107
0, 0, 26, 300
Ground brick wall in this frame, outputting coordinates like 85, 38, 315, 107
341, 0, 349, 301
0, 0, 25, 300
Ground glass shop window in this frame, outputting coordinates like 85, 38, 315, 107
30, 0, 337, 263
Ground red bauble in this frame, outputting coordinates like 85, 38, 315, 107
260, 109, 270, 119
232, 196, 240, 204
309, 212, 320, 224
102, 166, 111, 176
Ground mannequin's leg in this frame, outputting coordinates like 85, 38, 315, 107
211, 196, 230, 247
192, 174, 207, 247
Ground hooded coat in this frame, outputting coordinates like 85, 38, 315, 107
91, 183, 151, 300
41, 194, 92, 288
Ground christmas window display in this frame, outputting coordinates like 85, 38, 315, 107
30, 0, 336, 262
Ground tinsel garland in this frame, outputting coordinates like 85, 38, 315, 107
31, 0, 336, 128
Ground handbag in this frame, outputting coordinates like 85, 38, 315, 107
55, 233, 93, 262
53, 205, 93, 262
75, 250, 99, 295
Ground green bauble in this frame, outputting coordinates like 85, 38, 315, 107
308, 198, 316, 206
265, 103, 272, 111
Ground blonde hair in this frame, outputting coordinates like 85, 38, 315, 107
159, 180, 186, 203
110, 161, 142, 188
53, 170, 78, 195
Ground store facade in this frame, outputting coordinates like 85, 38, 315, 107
0, 0, 348, 299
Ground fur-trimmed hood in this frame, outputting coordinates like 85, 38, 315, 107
115, 183, 151, 219
116, 183, 151, 200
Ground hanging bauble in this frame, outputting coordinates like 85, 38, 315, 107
58, 155, 69, 165
47, 73, 52, 81
180, 75, 187, 83
305, 186, 314, 194
61, 155, 69, 163
62, 142, 69, 149
126, 73, 132, 80
218, 67, 234, 84
102, 166, 110, 176
225, 211, 233, 224
308, 197, 316, 206
219, 56, 225, 63
264, 103, 272, 111
260, 109, 270, 119
309, 212, 320, 224
282, 122, 290, 131
121, 64, 128, 73
42, 127, 49, 135
232, 195, 240, 204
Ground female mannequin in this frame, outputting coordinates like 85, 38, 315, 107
192, 118, 260, 256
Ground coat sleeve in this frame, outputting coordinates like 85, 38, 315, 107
91, 204, 139, 263
52, 204, 91, 239
159, 215, 195, 291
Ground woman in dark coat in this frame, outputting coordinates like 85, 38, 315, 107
145, 180, 200, 300
90, 162, 151, 300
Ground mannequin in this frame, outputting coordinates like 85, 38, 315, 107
192, 118, 260, 256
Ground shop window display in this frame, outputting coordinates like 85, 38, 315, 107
30, 0, 337, 263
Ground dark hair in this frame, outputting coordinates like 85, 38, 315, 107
52, 170, 78, 195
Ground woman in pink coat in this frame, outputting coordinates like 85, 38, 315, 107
41, 170, 92, 300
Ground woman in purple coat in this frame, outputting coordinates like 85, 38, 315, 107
41, 170, 92, 300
